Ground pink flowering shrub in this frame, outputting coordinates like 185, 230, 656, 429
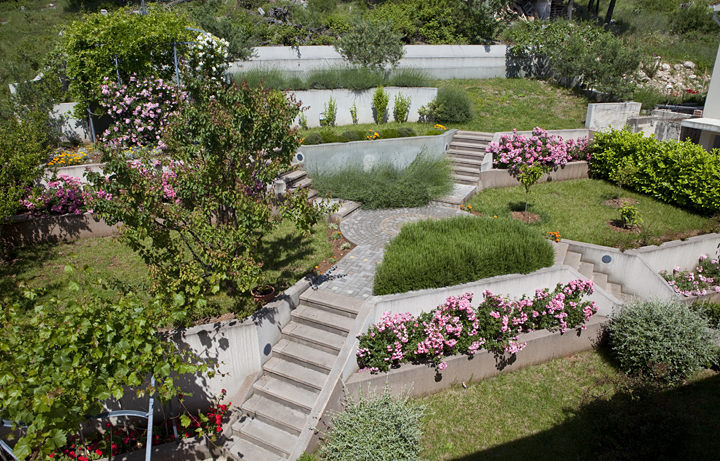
357, 280, 597, 373
661, 255, 720, 297
20, 175, 91, 216
99, 75, 187, 150
565, 136, 591, 161
487, 127, 572, 175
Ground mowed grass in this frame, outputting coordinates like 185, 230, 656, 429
1, 220, 333, 324
418, 349, 720, 460
467, 179, 717, 248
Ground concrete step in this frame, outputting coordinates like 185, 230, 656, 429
456, 130, 494, 140
552, 242, 569, 266
281, 169, 306, 185
228, 436, 285, 461
235, 417, 297, 457
240, 394, 307, 435
300, 289, 364, 317
578, 261, 595, 278
282, 321, 346, 354
449, 141, 487, 152
307, 188, 318, 200
451, 173, 478, 185
563, 250, 582, 270
253, 375, 319, 412
263, 356, 329, 391
452, 165, 481, 177
448, 156, 485, 168
290, 177, 312, 191
273, 338, 338, 372
606, 281, 624, 300
329, 200, 361, 223
292, 303, 355, 335
592, 271, 608, 290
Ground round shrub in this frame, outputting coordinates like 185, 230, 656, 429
431, 87, 473, 123
320, 387, 424, 461
340, 130, 363, 142
302, 133, 323, 145
379, 128, 400, 139
374, 216, 555, 295
397, 127, 417, 137
608, 300, 716, 383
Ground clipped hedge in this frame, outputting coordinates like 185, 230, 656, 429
301, 127, 425, 145
590, 130, 720, 214
374, 216, 554, 295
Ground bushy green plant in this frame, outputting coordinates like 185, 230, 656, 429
62, 6, 193, 117
320, 387, 425, 461
393, 93, 411, 122
619, 204, 642, 228
422, 87, 473, 123
350, 102, 358, 124
319, 129, 344, 144
341, 129, 363, 142
670, 1, 717, 37
0, 114, 49, 223
374, 216, 555, 295
303, 132, 323, 145
312, 152, 452, 209
397, 127, 417, 137
187, 0, 254, 60
373, 86, 390, 124
608, 300, 716, 383
308, 0, 336, 13
590, 129, 720, 214
320, 96, 337, 127
388, 69, 432, 87
691, 301, 720, 329
379, 128, 400, 139
334, 18, 405, 72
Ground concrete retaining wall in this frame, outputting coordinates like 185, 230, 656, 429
0, 212, 118, 247
627, 233, 720, 273
297, 129, 456, 174
490, 128, 593, 143
585, 102, 642, 131
477, 161, 589, 190
291, 87, 437, 127
344, 314, 608, 399
230, 45, 507, 80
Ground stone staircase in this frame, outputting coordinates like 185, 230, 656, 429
447, 131, 493, 185
228, 291, 363, 460
554, 242, 628, 301
280, 169, 317, 202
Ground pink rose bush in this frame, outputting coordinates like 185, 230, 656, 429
20, 175, 91, 216
357, 280, 597, 373
661, 255, 720, 297
487, 127, 572, 175
99, 75, 187, 150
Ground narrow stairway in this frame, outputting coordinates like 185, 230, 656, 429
553, 242, 629, 302
447, 131, 493, 185
279, 169, 317, 202
228, 291, 363, 460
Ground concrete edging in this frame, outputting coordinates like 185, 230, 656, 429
1, 211, 118, 247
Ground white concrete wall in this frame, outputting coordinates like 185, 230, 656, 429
628, 233, 720, 273
52, 102, 92, 143
291, 87, 437, 127
704, 40, 720, 119
585, 102, 642, 131
230, 45, 507, 80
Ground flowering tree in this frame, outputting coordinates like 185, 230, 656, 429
357, 280, 597, 373
90, 80, 325, 306
487, 127, 572, 212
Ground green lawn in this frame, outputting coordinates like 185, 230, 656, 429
467, 179, 717, 249
0, 220, 333, 325
418, 349, 720, 460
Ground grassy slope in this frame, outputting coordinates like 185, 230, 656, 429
1, 220, 332, 324
418, 349, 719, 460
467, 179, 716, 249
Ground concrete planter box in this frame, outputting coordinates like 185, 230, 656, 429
477, 161, 589, 191
344, 314, 608, 399
297, 129, 457, 174
0, 211, 118, 247
291, 87, 437, 127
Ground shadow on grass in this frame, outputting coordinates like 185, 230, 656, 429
0, 243, 61, 302
451, 372, 720, 461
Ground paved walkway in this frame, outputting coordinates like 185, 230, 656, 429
317, 205, 467, 298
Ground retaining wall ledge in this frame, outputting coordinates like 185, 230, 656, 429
626, 233, 720, 273
478, 161, 589, 191
1, 211, 118, 247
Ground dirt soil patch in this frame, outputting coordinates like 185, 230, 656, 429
607, 220, 641, 233
511, 211, 541, 223
604, 197, 639, 208
317, 226, 355, 274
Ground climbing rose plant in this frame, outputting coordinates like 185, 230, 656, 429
20, 174, 90, 215
90, 80, 326, 306
661, 254, 720, 297
357, 280, 597, 373
99, 75, 187, 150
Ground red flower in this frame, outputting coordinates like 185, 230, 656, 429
95, 449, 103, 456
49, 454, 55, 459
216, 426, 222, 432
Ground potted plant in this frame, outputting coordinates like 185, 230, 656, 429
250, 281, 275, 304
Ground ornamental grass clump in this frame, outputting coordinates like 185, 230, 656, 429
320, 387, 424, 461
608, 300, 716, 384
357, 280, 597, 373
661, 254, 720, 297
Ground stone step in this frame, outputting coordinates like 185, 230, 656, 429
239, 393, 307, 435
307, 188, 318, 200
290, 177, 312, 191
282, 320, 346, 354
552, 241, 569, 266
235, 417, 297, 457
447, 149, 487, 161
606, 281, 624, 300
452, 165, 481, 177
578, 261, 595, 278
448, 156, 485, 168
592, 271, 608, 290
292, 303, 355, 335
451, 173, 478, 185
263, 356, 329, 391
228, 436, 285, 461
329, 200, 361, 223
300, 289, 364, 318
456, 130, 494, 140
563, 250, 582, 270
450, 141, 487, 152
281, 169, 307, 184
273, 338, 338, 372
253, 375, 319, 412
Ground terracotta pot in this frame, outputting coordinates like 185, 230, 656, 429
250, 285, 275, 304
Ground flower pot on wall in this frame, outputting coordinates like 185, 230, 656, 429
250, 285, 275, 304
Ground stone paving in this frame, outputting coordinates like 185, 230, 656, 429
317, 205, 467, 298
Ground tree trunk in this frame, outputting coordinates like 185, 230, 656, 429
605, 0, 617, 23
595, 0, 600, 16
587, 0, 595, 13
568, 0, 574, 19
